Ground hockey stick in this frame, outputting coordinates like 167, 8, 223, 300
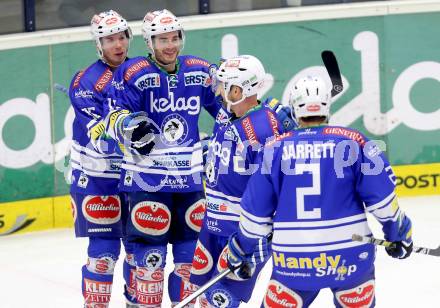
321, 50, 343, 97
352, 234, 440, 257
54, 83, 69, 95
175, 269, 232, 308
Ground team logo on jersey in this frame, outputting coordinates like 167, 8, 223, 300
185, 199, 206, 232
141, 249, 164, 270
264, 280, 303, 308
160, 113, 188, 146
336, 280, 375, 308
124, 170, 133, 186
131, 201, 171, 235
168, 74, 179, 88
184, 71, 211, 87
70, 197, 77, 222
82, 195, 121, 225
134, 73, 161, 90
224, 126, 239, 142
78, 172, 89, 188
210, 290, 232, 308
191, 241, 213, 275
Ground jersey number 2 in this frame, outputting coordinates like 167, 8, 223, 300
295, 163, 321, 219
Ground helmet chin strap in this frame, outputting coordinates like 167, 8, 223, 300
223, 88, 246, 113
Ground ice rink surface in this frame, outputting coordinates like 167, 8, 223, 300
0, 195, 439, 308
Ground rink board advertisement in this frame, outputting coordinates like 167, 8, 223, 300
0, 195, 72, 235
1, 8, 440, 234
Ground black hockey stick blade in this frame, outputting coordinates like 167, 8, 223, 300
321, 50, 343, 97
352, 234, 440, 257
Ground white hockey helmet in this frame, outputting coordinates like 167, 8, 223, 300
216, 55, 266, 111
289, 75, 331, 121
90, 10, 132, 59
142, 9, 185, 55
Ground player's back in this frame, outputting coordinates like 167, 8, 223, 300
267, 125, 393, 289
204, 100, 282, 237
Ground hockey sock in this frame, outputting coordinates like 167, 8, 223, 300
169, 241, 198, 307
134, 244, 167, 308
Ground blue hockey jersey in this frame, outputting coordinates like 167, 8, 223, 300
237, 125, 405, 290
204, 99, 284, 237
69, 60, 121, 194
107, 55, 220, 193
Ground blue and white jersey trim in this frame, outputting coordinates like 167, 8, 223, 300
71, 142, 121, 179
122, 142, 203, 176
268, 212, 372, 252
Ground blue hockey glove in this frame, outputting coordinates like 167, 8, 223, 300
226, 232, 272, 280
274, 104, 297, 132
385, 214, 413, 259
227, 233, 255, 280
118, 111, 156, 155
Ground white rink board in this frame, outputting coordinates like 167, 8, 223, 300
0, 195, 439, 308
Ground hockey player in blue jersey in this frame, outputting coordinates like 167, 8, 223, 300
105, 9, 222, 306
226, 75, 413, 307
68, 10, 138, 307
188, 55, 286, 307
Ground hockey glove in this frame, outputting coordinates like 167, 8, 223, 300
118, 111, 156, 155
385, 214, 413, 259
226, 232, 272, 280
227, 233, 255, 280
274, 104, 297, 132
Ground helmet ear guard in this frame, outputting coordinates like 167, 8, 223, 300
90, 10, 132, 60
288, 75, 332, 121
216, 55, 266, 112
